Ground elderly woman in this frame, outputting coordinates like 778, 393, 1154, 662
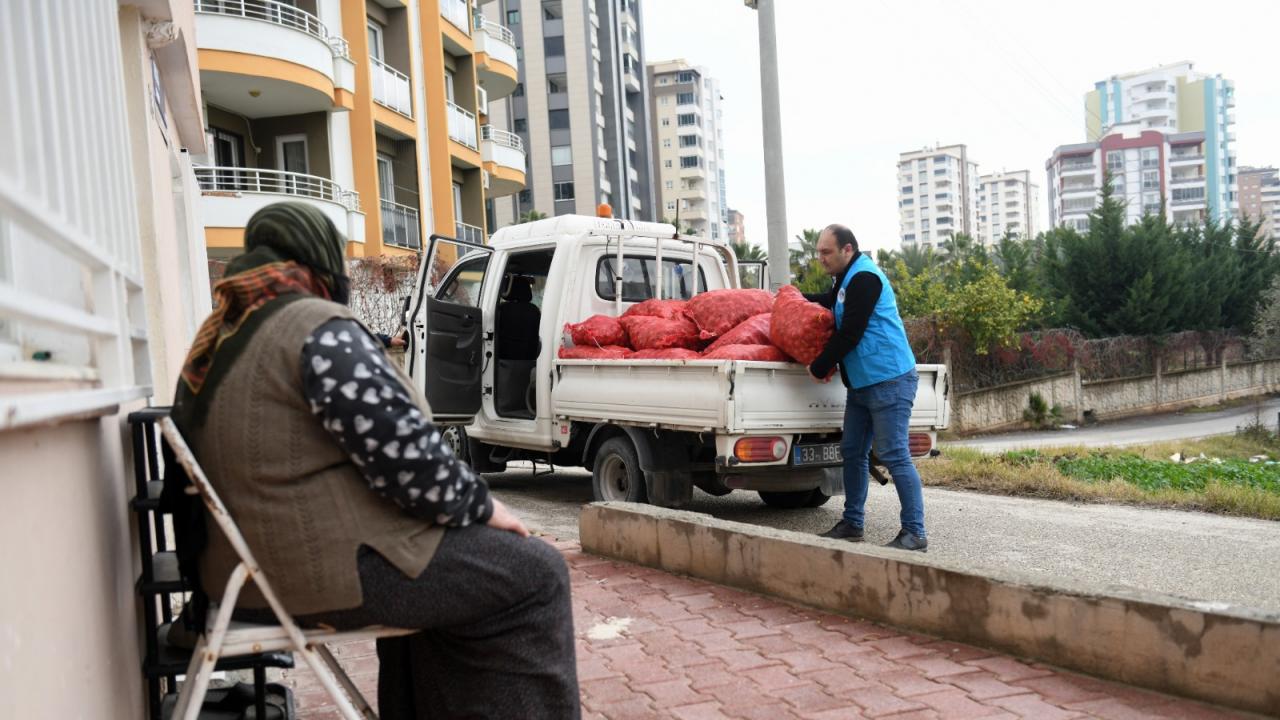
172, 203, 579, 719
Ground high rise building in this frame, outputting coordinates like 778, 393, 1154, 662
648, 59, 727, 240
977, 170, 1040, 245
1085, 62, 1237, 220
192, 0, 526, 257
727, 209, 746, 245
1239, 167, 1278, 225
1046, 123, 1211, 231
492, 0, 655, 226
897, 144, 979, 250
1260, 177, 1280, 240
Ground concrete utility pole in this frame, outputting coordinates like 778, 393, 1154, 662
746, 0, 790, 290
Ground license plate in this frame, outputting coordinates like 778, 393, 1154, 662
793, 442, 843, 467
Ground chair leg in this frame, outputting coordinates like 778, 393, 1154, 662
169, 634, 211, 720
295, 646, 371, 720
317, 644, 379, 719
253, 665, 267, 720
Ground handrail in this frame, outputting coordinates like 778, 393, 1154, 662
194, 166, 360, 211
447, 102, 478, 150
441, 0, 471, 34
194, 0, 349, 58
370, 57, 413, 117
480, 125, 524, 151
381, 199, 421, 250
473, 15, 516, 45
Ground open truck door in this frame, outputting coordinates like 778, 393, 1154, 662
406, 234, 493, 424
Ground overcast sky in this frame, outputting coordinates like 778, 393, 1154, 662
640, 0, 1280, 254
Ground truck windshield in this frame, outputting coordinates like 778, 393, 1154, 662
596, 256, 710, 301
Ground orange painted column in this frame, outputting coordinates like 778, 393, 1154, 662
343, 0, 383, 255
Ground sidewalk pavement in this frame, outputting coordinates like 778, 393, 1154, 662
281, 538, 1247, 719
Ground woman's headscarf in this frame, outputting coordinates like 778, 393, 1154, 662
173, 202, 348, 430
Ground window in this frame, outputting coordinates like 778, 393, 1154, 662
677, 92, 695, 105
935, 192, 949, 200
376, 152, 394, 201
438, 256, 488, 308
933, 168, 947, 175
664, 180, 673, 189
553, 182, 575, 201
596, 256, 709, 301
934, 156, 948, 164
901, 186, 913, 194
903, 234, 916, 241
677, 114, 696, 126
664, 159, 672, 168
506, 9, 520, 24
660, 97, 669, 105
543, 36, 565, 56
518, 189, 531, 203
1106, 151, 1124, 172
1141, 147, 1160, 169
548, 109, 570, 129
678, 135, 699, 148
662, 138, 671, 148
921, 219, 930, 229
658, 77, 669, 86
900, 198, 914, 206
916, 159, 927, 168
665, 201, 675, 211
367, 20, 384, 61
513, 82, 524, 97
677, 71, 695, 83
680, 156, 701, 168
513, 118, 527, 132
661, 118, 670, 127
551, 145, 572, 166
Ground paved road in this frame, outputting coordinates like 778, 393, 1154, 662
490, 464, 1280, 615
948, 396, 1280, 452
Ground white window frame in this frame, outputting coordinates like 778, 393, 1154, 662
367, 20, 385, 62
275, 134, 309, 174
377, 153, 395, 202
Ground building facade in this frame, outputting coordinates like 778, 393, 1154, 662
648, 59, 727, 240
977, 170, 1040, 245
1085, 62, 1237, 221
193, 0, 527, 257
2, 1, 212, 716
1046, 123, 1211, 231
1260, 177, 1280, 240
490, 0, 654, 226
897, 144, 979, 250
727, 208, 745, 245
1239, 166, 1278, 226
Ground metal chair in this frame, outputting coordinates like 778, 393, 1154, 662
158, 417, 414, 720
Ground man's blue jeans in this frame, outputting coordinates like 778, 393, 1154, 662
840, 370, 926, 537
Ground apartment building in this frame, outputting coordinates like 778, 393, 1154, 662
897, 144, 979, 250
1046, 123, 1211, 231
1085, 62, 1237, 221
977, 170, 1040, 244
727, 208, 746, 245
489, 0, 655, 226
2, 1, 213, 716
1239, 166, 1278, 224
648, 59, 728, 240
1261, 177, 1280, 240
193, 0, 526, 256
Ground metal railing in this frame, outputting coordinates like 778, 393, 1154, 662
441, 0, 471, 34
371, 57, 412, 117
455, 221, 485, 244
481, 125, 524, 151
1171, 153, 1205, 162
1060, 161, 1094, 171
194, 166, 360, 211
381, 199, 420, 250
473, 14, 515, 45
1171, 175, 1205, 185
194, 0, 349, 58
447, 101, 478, 149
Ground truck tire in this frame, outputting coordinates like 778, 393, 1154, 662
592, 437, 649, 503
759, 488, 829, 509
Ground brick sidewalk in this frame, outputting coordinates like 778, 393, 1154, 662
281, 538, 1246, 719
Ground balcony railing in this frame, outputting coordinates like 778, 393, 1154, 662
481, 124, 524, 152
473, 14, 515, 45
441, 0, 471, 34
1171, 175, 1205, 186
194, 0, 349, 58
381, 199, 421, 250
194, 166, 360, 211
447, 101, 478, 149
1060, 162, 1094, 172
1171, 153, 1205, 162
371, 57, 413, 117
455, 221, 484, 244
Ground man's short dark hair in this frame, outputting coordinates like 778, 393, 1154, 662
825, 224, 858, 254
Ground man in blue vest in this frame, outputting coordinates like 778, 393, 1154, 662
805, 224, 927, 551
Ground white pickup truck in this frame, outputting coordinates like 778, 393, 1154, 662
405, 215, 949, 508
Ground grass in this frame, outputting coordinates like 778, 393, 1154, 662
923, 424, 1280, 520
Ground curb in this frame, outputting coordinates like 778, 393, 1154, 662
579, 501, 1280, 717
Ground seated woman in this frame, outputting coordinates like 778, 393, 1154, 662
172, 202, 579, 719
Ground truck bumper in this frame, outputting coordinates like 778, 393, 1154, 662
719, 466, 843, 495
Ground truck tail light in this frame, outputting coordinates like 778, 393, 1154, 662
909, 433, 933, 457
734, 437, 788, 463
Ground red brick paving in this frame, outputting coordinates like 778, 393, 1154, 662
278, 538, 1250, 719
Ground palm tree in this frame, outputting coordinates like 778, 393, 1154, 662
899, 244, 940, 277
731, 241, 765, 261
517, 209, 548, 224
790, 228, 820, 268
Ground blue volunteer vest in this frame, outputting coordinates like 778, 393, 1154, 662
834, 254, 916, 389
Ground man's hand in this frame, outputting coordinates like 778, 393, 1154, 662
487, 498, 530, 537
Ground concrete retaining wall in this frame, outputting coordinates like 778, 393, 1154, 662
580, 502, 1280, 716
953, 358, 1280, 434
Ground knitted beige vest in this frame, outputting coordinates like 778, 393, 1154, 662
192, 297, 445, 615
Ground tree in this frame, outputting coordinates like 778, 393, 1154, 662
517, 209, 547, 224
731, 241, 765, 261
787, 228, 826, 292
895, 256, 1041, 353
1248, 275, 1280, 358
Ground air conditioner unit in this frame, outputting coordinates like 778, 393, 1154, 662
477, 86, 488, 116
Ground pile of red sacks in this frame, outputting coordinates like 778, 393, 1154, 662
560, 287, 834, 364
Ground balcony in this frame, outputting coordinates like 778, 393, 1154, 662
381, 200, 421, 250
481, 125, 526, 197
473, 16, 518, 99
371, 57, 412, 118
1059, 161, 1095, 175
195, 0, 355, 116
194, 166, 362, 241
1170, 153, 1205, 164
1171, 175, 1205, 186
447, 101, 478, 150
455, 221, 485, 244
1061, 183, 1096, 196
441, 0, 471, 35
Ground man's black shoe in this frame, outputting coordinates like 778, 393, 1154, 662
819, 521, 864, 541
884, 530, 928, 552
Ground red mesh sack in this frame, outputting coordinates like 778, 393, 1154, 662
564, 314, 628, 348
558, 345, 630, 360
621, 298, 689, 320
704, 313, 772, 353
619, 315, 702, 350
628, 348, 701, 360
686, 289, 774, 339
701, 344, 790, 362
770, 285, 834, 365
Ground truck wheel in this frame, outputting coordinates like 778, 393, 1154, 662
592, 437, 649, 503
759, 489, 828, 509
